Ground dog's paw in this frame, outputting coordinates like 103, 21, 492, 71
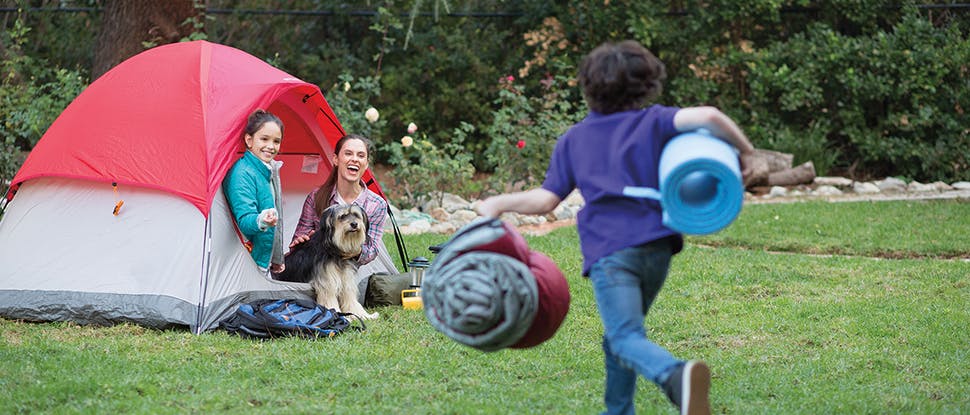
359, 311, 379, 321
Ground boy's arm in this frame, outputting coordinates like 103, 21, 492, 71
673, 106, 754, 153
477, 188, 562, 218
673, 106, 758, 185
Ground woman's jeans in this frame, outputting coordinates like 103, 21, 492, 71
589, 238, 682, 415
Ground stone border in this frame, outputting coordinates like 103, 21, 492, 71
391, 178, 970, 235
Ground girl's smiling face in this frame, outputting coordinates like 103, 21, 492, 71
245, 121, 282, 163
333, 138, 369, 183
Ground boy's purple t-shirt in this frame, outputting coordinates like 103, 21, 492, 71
542, 105, 685, 275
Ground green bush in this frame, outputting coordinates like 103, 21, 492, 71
480, 70, 583, 194
381, 125, 476, 209
324, 73, 387, 141
744, 13, 970, 180
1, 12, 88, 186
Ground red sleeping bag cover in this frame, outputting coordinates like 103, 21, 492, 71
464, 222, 570, 349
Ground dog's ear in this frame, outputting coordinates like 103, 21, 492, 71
318, 206, 339, 252
317, 205, 337, 232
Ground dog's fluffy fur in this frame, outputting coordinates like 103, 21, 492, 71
275, 204, 378, 320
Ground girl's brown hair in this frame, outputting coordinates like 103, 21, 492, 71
244, 109, 284, 139
312, 134, 374, 217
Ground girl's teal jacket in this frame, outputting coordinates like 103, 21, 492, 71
223, 151, 279, 269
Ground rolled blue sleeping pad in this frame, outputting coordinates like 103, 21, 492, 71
622, 129, 743, 235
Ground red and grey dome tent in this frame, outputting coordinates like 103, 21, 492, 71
0, 40, 397, 332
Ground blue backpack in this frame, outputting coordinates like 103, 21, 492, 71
221, 298, 363, 339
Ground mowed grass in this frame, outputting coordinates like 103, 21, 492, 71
694, 199, 970, 259
1, 199, 968, 414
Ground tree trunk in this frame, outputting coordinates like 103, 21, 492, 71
92, 0, 201, 79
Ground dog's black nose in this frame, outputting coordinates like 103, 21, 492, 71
350, 222, 358, 230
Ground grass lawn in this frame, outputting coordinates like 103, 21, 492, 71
1, 199, 968, 414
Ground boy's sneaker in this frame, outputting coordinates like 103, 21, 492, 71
662, 360, 711, 415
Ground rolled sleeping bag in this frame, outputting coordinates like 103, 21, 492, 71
422, 218, 570, 352
623, 129, 743, 235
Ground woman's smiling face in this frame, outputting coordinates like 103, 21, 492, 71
334, 138, 368, 183
245, 121, 282, 163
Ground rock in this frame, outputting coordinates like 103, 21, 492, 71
420, 192, 471, 213
768, 186, 788, 197
551, 203, 576, 221
876, 177, 907, 193
515, 213, 547, 226
429, 207, 450, 222
403, 219, 432, 234
440, 193, 472, 212
394, 209, 434, 227
429, 222, 458, 234
952, 181, 970, 190
907, 181, 936, 192
498, 212, 520, 226
853, 182, 881, 194
450, 209, 479, 223
563, 189, 585, 206
930, 181, 953, 192
813, 185, 843, 196
814, 176, 853, 187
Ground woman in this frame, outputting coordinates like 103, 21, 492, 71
290, 134, 387, 265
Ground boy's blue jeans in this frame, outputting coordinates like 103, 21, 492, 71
589, 237, 682, 415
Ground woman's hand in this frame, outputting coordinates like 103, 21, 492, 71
289, 230, 315, 248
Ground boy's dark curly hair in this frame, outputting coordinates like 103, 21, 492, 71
578, 40, 666, 114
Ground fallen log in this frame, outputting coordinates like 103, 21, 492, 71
768, 161, 816, 186
756, 149, 794, 172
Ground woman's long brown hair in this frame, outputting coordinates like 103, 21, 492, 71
313, 134, 374, 217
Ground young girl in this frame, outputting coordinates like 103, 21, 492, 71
477, 40, 756, 415
223, 109, 286, 274
289, 134, 387, 266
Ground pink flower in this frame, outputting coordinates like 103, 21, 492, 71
407, 122, 418, 134
401, 136, 414, 147
507, 75, 515, 82
516, 140, 526, 149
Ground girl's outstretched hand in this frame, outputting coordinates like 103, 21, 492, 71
258, 208, 278, 228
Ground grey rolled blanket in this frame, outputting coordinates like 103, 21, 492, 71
423, 218, 569, 352
423, 250, 537, 352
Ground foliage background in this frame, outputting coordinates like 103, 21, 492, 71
1, 0, 968, 207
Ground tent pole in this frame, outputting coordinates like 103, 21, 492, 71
0, 181, 13, 217
387, 205, 410, 271
194, 214, 213, 334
